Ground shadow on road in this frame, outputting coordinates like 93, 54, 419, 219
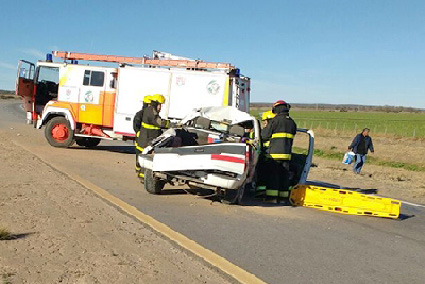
70, 145, 136, 155
0, 232, 35, 241
160, 186, 293, 206
398, 213, 415, 220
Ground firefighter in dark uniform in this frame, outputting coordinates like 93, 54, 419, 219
140, 94, 169, 147
261, 100, 297, 203
256, 110, 276, 197
134, 95, 152, 174
137, 94, 169, 179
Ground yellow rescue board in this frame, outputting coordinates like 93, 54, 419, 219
290, 184, 401, 219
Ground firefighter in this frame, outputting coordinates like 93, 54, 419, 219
134, 95, 152, 173
140, 94, 169, 149
261, 111, 276, 149
255, 110, 276, 197
261, 100, 297, 203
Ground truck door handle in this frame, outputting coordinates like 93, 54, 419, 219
125, 117, 131, 121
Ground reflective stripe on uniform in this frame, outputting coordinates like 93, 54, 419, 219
266, 189, 278, 196
135, 140, 144, 152
136, 131, 140, 137
142, 122, 160, 130
270, 153, 292, 160
265, 190, 290, 197
271, 132, 294, 139
262, 141, 270, 147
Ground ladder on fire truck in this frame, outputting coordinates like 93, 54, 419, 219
52, 51, 235, 70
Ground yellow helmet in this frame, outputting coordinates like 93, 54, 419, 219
143, 95, 152, 104
152, 94, 166, 104
261, 110, 276, 121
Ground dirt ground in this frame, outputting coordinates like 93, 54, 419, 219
308, 156, 425, 204
293, 130, 425, 204
0, 132, 233, 284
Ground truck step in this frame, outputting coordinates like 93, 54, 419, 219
74, 134, 118, 140
290, 184, 401, 219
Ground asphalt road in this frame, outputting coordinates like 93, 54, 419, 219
1, 100, 425, 284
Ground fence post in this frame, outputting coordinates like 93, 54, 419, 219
413, 128, 416, 137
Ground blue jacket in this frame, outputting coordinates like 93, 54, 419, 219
350, 134, 374, 154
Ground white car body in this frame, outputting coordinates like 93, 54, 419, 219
138, 106, 314, 203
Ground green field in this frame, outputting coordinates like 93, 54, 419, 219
252, 110, 425, 137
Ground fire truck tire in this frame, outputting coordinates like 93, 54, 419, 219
76, 137, 101, 148
45, 117, 75, 148
144, 169, 164, 194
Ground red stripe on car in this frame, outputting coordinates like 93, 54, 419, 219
211, 154, 245, 164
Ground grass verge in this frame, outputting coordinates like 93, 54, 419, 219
293, 147, 425, 172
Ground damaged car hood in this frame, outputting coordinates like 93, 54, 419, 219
179, 106, 256, 125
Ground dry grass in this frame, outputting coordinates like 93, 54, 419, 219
294, 131, 425, 168
0, 227, 11, 240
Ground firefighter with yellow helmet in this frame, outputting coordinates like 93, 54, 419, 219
255, 110, 277, 197
140, 94, 169, 150
133, 95, 152, 172
261, 110, 276, 149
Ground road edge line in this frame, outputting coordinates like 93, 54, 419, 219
14, 141, 267, 284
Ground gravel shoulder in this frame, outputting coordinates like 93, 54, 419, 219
0, 131, 234, 284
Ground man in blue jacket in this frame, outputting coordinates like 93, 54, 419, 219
349, 128, 375, 174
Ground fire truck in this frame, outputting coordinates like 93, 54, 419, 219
15, 51, 250, 147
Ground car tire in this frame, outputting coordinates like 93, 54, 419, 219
221, 184, 245, 205
45, 116, 75, 148
144, 168, 164, 194
76, 137, 101, 148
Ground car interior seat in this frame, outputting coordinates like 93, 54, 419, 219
228, 125, 245, 137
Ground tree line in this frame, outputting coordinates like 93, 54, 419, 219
251, 103, 424, 113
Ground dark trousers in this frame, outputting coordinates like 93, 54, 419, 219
256, 153, 272, 196
135, 148, 142, 170
266, 160, 290, 199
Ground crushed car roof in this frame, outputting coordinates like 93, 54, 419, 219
179, 106, 256, 125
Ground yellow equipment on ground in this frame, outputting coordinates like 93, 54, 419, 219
290, 184, 401, 219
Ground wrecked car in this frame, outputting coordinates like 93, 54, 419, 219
137, 106, 314, 204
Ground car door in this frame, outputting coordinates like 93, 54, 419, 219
15, 60, 35, 119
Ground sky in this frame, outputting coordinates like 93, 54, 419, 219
1, 0, 424, 107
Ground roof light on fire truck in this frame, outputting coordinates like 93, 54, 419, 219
46, 53, 53, 62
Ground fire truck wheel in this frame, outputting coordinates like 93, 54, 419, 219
144, 169, 164, 194
76, 137, 101, 148
45, 117, 75, 148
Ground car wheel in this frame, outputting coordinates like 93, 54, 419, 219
221, 184, 245, 205
45, 117, 75, 148
144, 168, 164, 194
